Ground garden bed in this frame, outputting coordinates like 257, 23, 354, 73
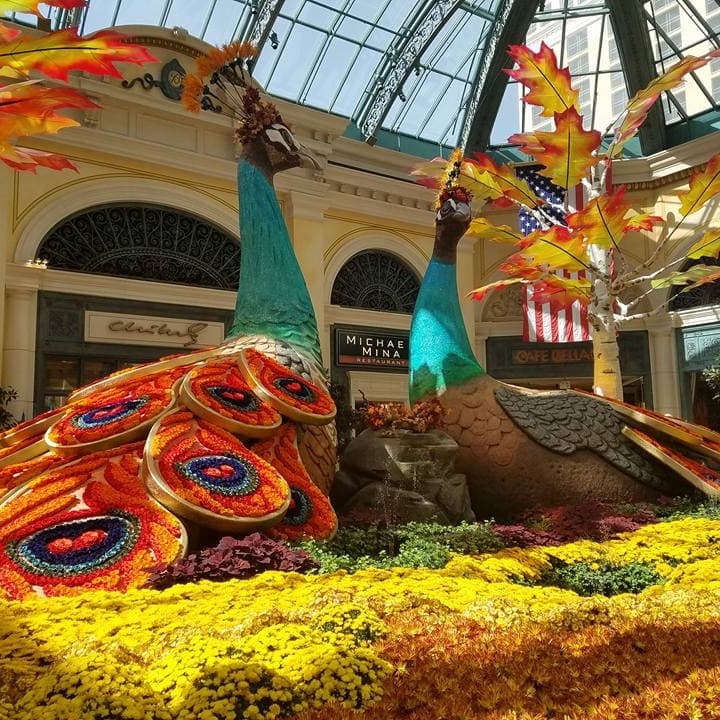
1, 499, 720, 719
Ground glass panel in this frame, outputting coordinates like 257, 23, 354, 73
201, 0, 251, 44
263, 25, 327, 99
114, 0, 166, 27
302, 36, 359, 106
82, 0, 121, 32
44, 357, 80, 394
164, 0, 215, 37
330, 46, 383, 115
299, 1, 340, 27
491, 82, 523, 145
83, 359, 117, 384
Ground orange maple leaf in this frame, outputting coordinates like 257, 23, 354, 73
466, 217, 522, 243
498, 258, 546, 281
0, 28, 157, 82
509, 107, 600, 189
0, 143, 77, 172
530, 275, 591, 310
468, 278, 524, 303
686, 228, 720, 260
409, 157, 446, 188
0, 0, 85, 14
652, 264, 720, 291
677, 153, 720, 217
506, 42, 579, 118
624, 213, 664, 233
0, 83, 97, 141
515, 224, 588, 271
566, 186, 630, 251
0, 25, 22, 43
466, 153, 539, 207
609, 55, 710, 158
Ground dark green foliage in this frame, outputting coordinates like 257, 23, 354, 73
538, 560, 665, 597
0, 386, 17, 431
651, 496, 720, 521
298, 521, 501, 574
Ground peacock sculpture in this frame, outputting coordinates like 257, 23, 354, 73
0, 42, 338, 599
410, 178, 720, 519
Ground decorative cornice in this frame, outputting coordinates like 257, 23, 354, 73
125, 35, 204, 58
620, 165, 697, 191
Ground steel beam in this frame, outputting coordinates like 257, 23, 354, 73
606, 0, 667, 155
355, 0, 465, 143
460, 0, 541, 151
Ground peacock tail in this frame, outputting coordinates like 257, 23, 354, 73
0, 158, 337, 600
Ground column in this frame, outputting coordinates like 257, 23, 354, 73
646, 316, 681, 416
285, 182, 331, 367
457, 239, 477, 357
2, 286, 39, 422
0, 165, 13, 379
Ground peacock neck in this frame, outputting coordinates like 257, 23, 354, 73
409, 255, 484, 404
228, 158, 322, 368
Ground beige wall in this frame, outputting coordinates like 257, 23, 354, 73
2, 25, 719, 421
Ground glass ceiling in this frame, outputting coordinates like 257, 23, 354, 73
9, 1, 720, 157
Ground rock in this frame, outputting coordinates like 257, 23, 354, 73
332, 428, 474, 526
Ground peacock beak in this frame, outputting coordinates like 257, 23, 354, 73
297, 144, 321, 171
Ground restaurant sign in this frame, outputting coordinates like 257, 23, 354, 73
84, 311, 225, 348
335, 328, 409, 369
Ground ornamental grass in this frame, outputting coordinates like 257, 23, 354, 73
2, 516, 720, 719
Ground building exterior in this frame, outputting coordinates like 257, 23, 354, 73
1, 24, 720, 428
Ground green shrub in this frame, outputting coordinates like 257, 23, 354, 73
297, 521, 500, 574
538, 560, 664, 597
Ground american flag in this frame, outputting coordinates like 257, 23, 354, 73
517, 165, 591, 344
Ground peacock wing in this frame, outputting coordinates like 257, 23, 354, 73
253, 424, 337, 541
237, 347, 336, 425
0, 442, 186, 599
179, 356, 282, 438
494, 383, 672, 490
44, 365, 188, 458
143, 408, 290, 533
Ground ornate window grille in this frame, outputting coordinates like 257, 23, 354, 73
330, 250, 420, 314
37, 204, 240, 290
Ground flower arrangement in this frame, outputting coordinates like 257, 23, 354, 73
242, 349, 336, 419
253, 424, 337, 541
0, 443, 184, 599
46, 367, 185, 447
147, 410, 290, 518
360, 399, 445, 433
0, 511, 720, 717
186, 359, 281, 431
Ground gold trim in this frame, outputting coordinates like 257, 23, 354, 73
622, 165, 699, 191
125, 36, 204, 59
0, 439, 48, 469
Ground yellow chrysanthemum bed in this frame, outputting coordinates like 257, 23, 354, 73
2, 518, 720, 720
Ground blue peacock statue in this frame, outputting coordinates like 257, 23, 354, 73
0, 42, 337, 599
410, 183, 720, 519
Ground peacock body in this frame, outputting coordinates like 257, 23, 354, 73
0, 119, 337, 599
410, 196, 720, 519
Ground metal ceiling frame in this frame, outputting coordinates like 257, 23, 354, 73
460, 0, 540, 151
354, 0, 478, 144
606, 0, 667, 155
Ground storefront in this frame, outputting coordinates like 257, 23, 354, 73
34, 292, 232, 413
485, 331, 653, 406
330, 324, 410, 406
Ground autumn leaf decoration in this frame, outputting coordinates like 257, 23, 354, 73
0, 0, 157, 171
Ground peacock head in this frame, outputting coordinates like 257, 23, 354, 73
181, 42, 320, 177
256, 121, 320, 174
433, 186, 472, 262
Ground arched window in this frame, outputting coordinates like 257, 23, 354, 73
330, 250, 420, 314
37, 203, 239, 290
669, 257, 720, 311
